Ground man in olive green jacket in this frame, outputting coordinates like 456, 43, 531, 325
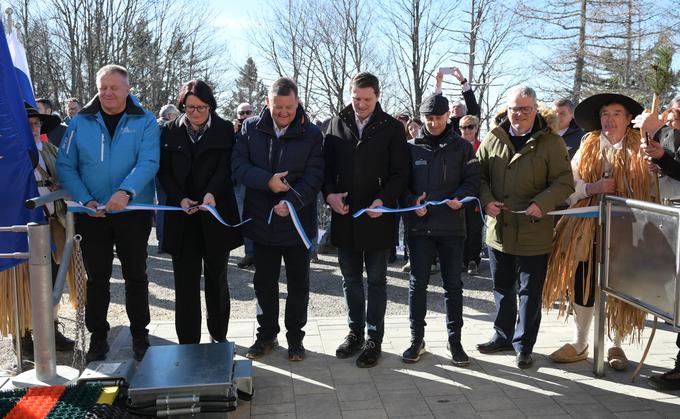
476, 85, 574, 369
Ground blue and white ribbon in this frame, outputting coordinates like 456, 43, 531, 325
352, 196, 480, 218
66, 201, 251, 227
546, 205, 599, 218
267, 200, 313, 249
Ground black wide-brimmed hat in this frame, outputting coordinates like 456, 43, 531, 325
574, 93, 643, 132
24, 102, 61, 134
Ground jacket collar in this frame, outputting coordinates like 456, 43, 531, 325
79, 94, 145, 116
495, 111, 549, 139
255, 104, 307, 138
413, 125, 460, 149
338, 102, 390, 137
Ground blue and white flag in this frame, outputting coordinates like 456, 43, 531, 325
6, 26, 35, 107
0, 20, 44, 273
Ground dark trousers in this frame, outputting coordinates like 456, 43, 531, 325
463, 203, 483, 265
676, 333, 680, 368
155, 178, 166, 247
171, 217, 231, 344
253, 242, 310, 344
488, 248, 549, 354
76, 211, 152, 340
338, 248, 389, 342
408, 235, 465, 341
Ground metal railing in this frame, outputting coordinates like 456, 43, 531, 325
0, 190, 78, 385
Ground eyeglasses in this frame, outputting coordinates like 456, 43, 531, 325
460, 124, 477, 130
186, 105, 209, 113
508, 106, 534, 115
238, 110, 253, 116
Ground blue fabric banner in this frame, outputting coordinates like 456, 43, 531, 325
0, 20, 44, 273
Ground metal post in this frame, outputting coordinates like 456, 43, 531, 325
593, 201, 608, 377
11, 267, 22, 373
12, 223, 78, 387
26, 223, 56, 381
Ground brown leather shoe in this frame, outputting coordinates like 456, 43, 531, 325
549, 343, 588, 363
607, 347, 628, 371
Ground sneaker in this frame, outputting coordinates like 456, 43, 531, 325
86, 337, 110, 363
54, 322, 75, 352
467, 261, 479, 276
336, 333, 364, 359
288, 342, 306, 362
246, 338, 278, 359
401, 261, 411, 273
448, 341, 470, 366
401, 338, 425, 363
356, 339, 381, 368
237, 255, 255, 269
132, 335, 150, 361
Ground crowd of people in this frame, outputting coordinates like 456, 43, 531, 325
23, 62, 680, 392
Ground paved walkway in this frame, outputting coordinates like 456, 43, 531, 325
102, 312, 680, 418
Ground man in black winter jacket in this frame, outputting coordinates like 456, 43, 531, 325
232, 77, 324, 362
400, 94, 480, 366
553, 98, 586, 159
323, 72, 410, 368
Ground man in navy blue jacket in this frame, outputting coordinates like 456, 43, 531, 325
232, 77, 324, 362
400, 94, 480, 365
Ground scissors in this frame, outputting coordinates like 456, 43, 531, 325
282, 177, 304, 205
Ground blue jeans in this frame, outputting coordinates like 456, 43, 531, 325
338, 248, 389, 342
234, 182, 254, 257
408, 235, 465, 341
488, 248, 548, 354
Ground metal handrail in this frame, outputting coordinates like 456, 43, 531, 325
24, 190, 74, 306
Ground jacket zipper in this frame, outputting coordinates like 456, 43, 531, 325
100, 134, 105, 162
378, 177, 382, 187
268, 137, 274, 169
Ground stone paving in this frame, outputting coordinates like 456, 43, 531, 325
103, 311, 680, 418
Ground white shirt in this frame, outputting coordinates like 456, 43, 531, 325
33, 141, 54, 214
355, 114, 371, 138
567, 133, 623, 206
273, 122, 288, 138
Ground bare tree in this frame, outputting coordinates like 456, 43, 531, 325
383, 0, 458, 116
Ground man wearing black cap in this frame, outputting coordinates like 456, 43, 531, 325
400, 94, 480, 365
545, 93, 653, 370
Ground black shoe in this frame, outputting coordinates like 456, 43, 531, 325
649, 366, 680, 391
477, 339, 514, 354
448, 341, 470, 367
288, 342, 305, 362
54, 323, 75, 352
356, 339, 381, 368
132, 335, 150, 361
336, 333, 364, 359
237, 255, 255, 269
86, 337, 109, 363
402, 338, 425, 363
517, 352, 533, 369
18, 330, 34, 359
246, 338, 278, 359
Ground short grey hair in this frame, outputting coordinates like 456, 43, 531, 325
269, 77, 298, 97
451, 100, 467, 113
159, 104, 179, 120
671, 95, 680, 107
553, 98, 575, 112
506, 85, 537, 103
96, 64, 129, 84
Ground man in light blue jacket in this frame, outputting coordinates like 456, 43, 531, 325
57, 64, 160, 363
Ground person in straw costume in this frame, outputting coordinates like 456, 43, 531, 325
543, 93, 655, 369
